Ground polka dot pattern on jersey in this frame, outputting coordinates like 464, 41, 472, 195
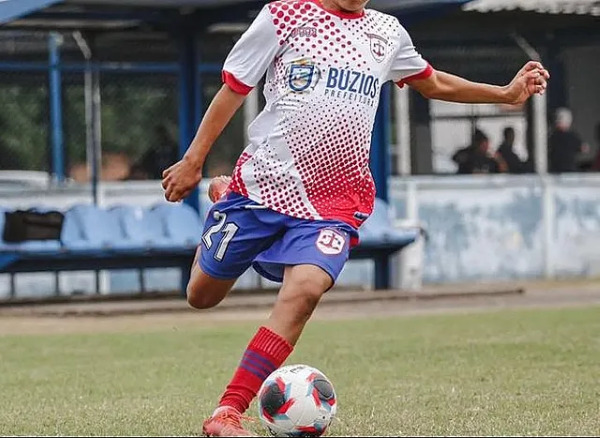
229, 1, 411, 227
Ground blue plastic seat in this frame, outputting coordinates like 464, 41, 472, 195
109, 205, 173, 249
359, 198, 393, 242
359, 198, 419, 247
60, 207, 85, 249
148, 203, 203, 248
62, 204, 132, 251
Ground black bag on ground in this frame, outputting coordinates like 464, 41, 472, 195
2, 210, 64, 243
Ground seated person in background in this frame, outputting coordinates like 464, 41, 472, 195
453, 129, 506, 174
549, 107, 588, 173
132, 124, 179, 180
452, 140, 474, 175
497, 126, 526, 173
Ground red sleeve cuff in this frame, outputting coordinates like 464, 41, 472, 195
222, 70, 253, 95
396, 64, 434, 88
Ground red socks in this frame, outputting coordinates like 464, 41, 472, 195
219, 326, 294, 414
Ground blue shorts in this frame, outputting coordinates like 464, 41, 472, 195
199, 193, 358, 283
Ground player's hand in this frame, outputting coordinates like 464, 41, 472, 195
208, 175, 232, 203
504, 61, 550, 105
161, 156, 203, 202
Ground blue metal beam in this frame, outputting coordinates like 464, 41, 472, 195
370, 83, 393, 290
178, 31, 201, 215
0, 60, 222, 74
0, 0, 62, 25
31, 10, 170, 23
371, 82, 392, 203
48, 32, 65, 183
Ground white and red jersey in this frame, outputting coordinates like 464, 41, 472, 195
223, 0, 432, 229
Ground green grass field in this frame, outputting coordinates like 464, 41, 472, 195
1, 305, 600, 436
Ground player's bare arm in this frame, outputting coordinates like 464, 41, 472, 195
409, 61, 550, 105
161, 84, 246, 202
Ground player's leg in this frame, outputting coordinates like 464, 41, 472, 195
186, 245, 236, 309
265, 264, 332, 344
219, 264, 332, 406
187, 192, 282, 311
185, 175, 237, 309
203, 264, 332, 437
203, 222, 353, 437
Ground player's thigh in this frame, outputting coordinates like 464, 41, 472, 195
261, 223, 355, 336
254, 221, 354, 288
196, 194, 283, 290
187, 245, 237, 309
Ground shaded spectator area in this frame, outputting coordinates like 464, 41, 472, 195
0, 0, 599, 189
400, 0, 600, 176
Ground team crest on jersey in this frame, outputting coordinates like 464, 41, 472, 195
288, 59, 320, 93
316, 229, 346, 255
366, 33, 388, 63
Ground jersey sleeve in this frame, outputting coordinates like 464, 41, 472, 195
387, 23, 433, 88
222, 6, 281, 95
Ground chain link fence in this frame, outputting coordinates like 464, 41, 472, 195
0, 71, 49, 172
0, 20, 595, 183
63, 72, 179, 183
0, 29, 251, 187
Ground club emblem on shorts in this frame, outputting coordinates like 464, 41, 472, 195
316, 229, 346, 255
288, 59, 320, 93
366, 33, 388, 63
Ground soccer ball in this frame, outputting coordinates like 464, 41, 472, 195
257, 364, 337, 437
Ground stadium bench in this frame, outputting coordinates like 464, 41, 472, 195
0, 199, 421, 297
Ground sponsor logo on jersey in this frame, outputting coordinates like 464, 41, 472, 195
316, 228, 346, 255
290, 27, 317, 38
324, 67, 379, 107
366, 32, 388, 63
287, 59, 320, 93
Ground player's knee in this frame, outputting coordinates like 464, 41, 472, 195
186, 281, 221, 310
185, 269, 235, 310
281, 272, 331, 320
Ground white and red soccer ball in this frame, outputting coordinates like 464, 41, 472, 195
257, 364, 337, 437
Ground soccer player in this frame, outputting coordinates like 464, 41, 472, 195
161, 0, 549, 435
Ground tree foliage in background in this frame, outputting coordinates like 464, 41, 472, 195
0, 72, 246, 179
0, 80, 49, 171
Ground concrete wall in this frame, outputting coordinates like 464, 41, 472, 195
2, 174, 600, 298
390, 174, 600, 284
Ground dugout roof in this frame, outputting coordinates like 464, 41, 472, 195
409, 0, 600, 48
0, 0, 473, 30
465, 0, 600, 16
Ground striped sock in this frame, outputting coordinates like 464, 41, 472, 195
218, 326, 293, 414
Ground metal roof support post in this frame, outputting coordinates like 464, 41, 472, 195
178, 29, 201, 215
74, 31, 102, 206
371, 82, 392, 290
48, 32, 65, 184
532, 93, 549, 175
394, 83, 412, 176
511, 32, 548, 174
